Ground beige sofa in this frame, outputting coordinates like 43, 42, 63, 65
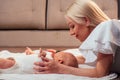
0, 0, 118, 52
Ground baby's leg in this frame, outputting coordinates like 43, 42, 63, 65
0, 57, 15, 69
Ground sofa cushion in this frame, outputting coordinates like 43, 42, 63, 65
0, 30, 80, 47
0, 0, 46, 29
47, 0, 74, 30
47, 0, 118, 29
93, 0, 118, 19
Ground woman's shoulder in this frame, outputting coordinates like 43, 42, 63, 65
95, 19, 120, 32
99, 19, 120, 27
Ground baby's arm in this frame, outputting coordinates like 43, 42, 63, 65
0, 57, 15, 69
46, 49, 57, 58
25, 47, 47, 57
25, 47, 34, 55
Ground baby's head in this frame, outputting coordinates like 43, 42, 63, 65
53, 52, 78, 68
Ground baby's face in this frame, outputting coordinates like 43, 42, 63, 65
53, 52, 78, 67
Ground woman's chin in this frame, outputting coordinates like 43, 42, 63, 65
76, 37, 80, 41
76, 38, 83, 42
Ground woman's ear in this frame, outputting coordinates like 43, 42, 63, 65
58, 60, 64, 64
84, 17, 90, 27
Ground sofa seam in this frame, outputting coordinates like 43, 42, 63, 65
117, 0, 120, 19
45, 0, 48, 30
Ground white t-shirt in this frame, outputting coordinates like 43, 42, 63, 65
79, 19, 120, 67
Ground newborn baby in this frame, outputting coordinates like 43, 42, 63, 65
25, 47, 78, 68
0, 48, 78, 74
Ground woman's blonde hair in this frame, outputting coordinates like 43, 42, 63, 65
65, 0, 110, 27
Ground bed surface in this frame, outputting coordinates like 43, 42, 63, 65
0, 73, 117, 80
0, 49, 118, 80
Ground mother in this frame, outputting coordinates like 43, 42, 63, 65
34, 0, 120, 77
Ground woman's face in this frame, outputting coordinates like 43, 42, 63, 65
65, 16, 91, 42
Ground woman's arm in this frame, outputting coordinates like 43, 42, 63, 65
95, 53, 113, 77
34, 53, 113, 77
59, 53, 113, 77
58, 53, 113, 77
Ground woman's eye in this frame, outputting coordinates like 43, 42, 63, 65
69, 25, 74, 29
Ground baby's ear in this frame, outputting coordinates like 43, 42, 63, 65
58, 60, 64, 64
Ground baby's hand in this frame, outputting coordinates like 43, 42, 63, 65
39, 48, 46, 57
25, 47, 34, 55
46, 49, 57, 58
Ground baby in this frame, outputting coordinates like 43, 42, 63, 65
0, 47, 78, 74
25, 47, 78, 68
25, 47, 85, 64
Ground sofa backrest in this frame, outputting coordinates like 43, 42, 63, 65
0, 0, 46, 29
47, 0, 118, 30
0, 0, 118, 30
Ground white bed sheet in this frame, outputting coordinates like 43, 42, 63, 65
0, 49, 118, 80
0, 73, 117, 80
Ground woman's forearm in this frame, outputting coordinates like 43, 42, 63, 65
58, 64, 98, 77
58, 53, 113, 77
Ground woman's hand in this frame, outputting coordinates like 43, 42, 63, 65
25, 47, 34, 55
34, 56, 60, 74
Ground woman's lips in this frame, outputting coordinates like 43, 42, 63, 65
75, 34, 78, 39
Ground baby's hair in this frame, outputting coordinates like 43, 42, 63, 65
55, 52, 78, 68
